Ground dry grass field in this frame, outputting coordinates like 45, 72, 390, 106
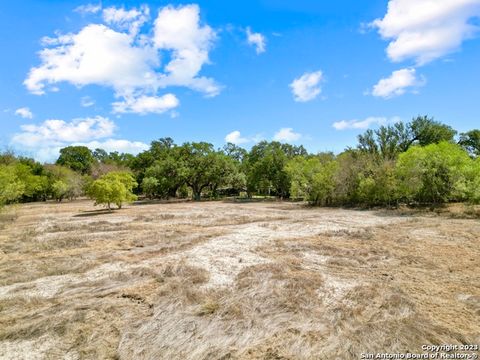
0, 200, 479, 359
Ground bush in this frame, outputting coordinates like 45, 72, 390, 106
87, 172, 137, 209
0, 165, 25, 207
396, 142, 472, 204
286, 156, 337, 205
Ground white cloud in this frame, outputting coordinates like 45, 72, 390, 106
153, 4, 220, 96
225, 130, 249, 145
76, 139, 148, 154
24, 4, 220, 114
15, 107, 33, 119
74, 3, 101, 15
24, 24, 159, 96
371, 0, 480, 65
273, 128, 301, 142
112, 94, 179, 114
289, 71, 323, 102
371, 68, 425, 98
103, 5, 149, 36
246, 27, 266, 54
12, 116, 115, 147
81, 96, 95, 107
332, 116, 401, 130
10, 116, 147, 162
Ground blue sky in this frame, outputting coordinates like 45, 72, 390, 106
1, 0, 479, 161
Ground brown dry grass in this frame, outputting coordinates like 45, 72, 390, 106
0, 200, 479, 359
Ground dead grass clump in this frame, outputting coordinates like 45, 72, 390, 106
159, 263, 209, 285
196, 299, 220, 316
235, 263, 324, 315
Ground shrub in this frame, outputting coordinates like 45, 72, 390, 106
87, 172, 137, 209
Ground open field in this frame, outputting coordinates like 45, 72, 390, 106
0, 200, 479, 359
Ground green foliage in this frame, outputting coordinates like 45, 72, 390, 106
410, 115, 457, 146
459, 129, 480, 157
51, 180, 69, 201
87, 171, 137, 209
57, 146, 95, 174
144, 155, 185, 199
246, 141, 291, 198
463, 158, 480, 204
286, 156, 337, 205
45, 165, 86, 201
179, 142, 236, 200
357, 122, 411, 159
2, 116, 479, 208
356, 160, 398, 206
357, 116, 457, 160
0, 165, 25, 206
396, 142, 471, 204
141, 176, 160, 199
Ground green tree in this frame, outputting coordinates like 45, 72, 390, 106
45, 165, 86, 201
87, 172, 137, 209
357, 117, 455, 160
356, 160, 399, 206
409, 115, 457, 146
51, 180, 69, 201
57, 146, 95, 174
12, 163, 49, 201
459, 129, 480, 157
129, 138, 177, 188
246, 141, 292, 198
0, 165, 25, 206
396, 142, 471, 204
464, 158, 480, 204
143, 152, 186, 199
286, 156, 337, 205
223, 143, 248, 162
177, 142, 236, 200
141, 177, 160, 199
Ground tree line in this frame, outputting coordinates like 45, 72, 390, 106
1, 116, 479, 209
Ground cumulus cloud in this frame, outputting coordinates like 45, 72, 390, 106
290, 71, 323, 102
10, 116, 147, 162
332, 116, 401, 130
24, 4, 220, 114
371, 0, 480, 65
24, 24, 159, 96
112, 94, 179, 114
74, 3, 101, 15
12, 116, 115, 147
273, 128, 301, 142
371, 68, 425, 98
225, 130, 249, 145
246, 27, 266, 54
103, 5, 149, 36
153, 4, 220, 96
15, 107, 33, 119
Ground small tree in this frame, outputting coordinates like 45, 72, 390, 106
0, 165, 25, 207
51, 180, 69, 202
87, 172, 137, 209
396, 142, 471, 204
141, 176, 159, 199
286, 156, 337, 205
